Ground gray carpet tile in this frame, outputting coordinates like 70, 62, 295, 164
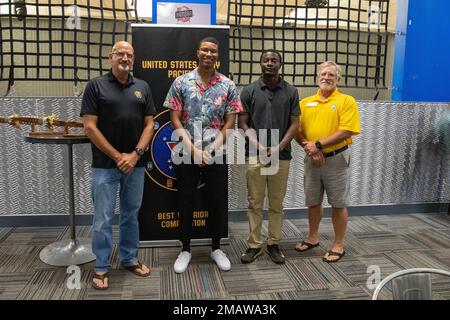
228, 221, 249, 239
231, 292, 281, 300
161, 264, 229, 300
281, 286, 370, 300
401, 229, 450, 249
371, 214, 443, 233
280, 220, 305, 239
0, 227, 65, 246
0, 245, 45, 273
346, 216, 392, 233
430, 278, 450, 300
385, 250, 450, 270
0, 228, 13, 243
81, 266, 161, 300
412, 213, 450, 229
16, 268, 77, 300
353, 231, 425, 253
344, 254, 402, 287
0, 212, 449, 300
0, 273, 32, 300
425, 248, 450, 266
222, 263, 296, 296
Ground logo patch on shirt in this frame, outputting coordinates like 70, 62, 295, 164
135, 90, 142, 99
306, 102, 318, 107
330, 104, 336, 110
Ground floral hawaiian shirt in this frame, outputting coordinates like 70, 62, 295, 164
163, 68, 243, 147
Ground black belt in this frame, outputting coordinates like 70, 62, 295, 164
323, 145, 348, 158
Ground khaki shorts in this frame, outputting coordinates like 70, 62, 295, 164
304, 150, 351, 208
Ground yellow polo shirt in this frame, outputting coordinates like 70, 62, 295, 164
299, 89, 360, 153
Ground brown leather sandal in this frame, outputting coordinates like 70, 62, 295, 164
124, 261, 151, 277
91, 272, 109, 290
295, 241, 320, 252
323, 250, 345, 263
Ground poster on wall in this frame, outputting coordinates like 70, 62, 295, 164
152, 0, 217, 25
132, 24, 230, 242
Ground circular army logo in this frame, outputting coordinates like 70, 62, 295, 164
145, 110, 204, 191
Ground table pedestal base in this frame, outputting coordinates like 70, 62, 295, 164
39, 238, 96, 266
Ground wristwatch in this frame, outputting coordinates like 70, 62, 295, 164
315, 141, 322, 150
134, 147, 145, 157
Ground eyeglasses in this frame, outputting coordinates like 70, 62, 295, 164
112, 51, 134, 59
199, 47, 218, 54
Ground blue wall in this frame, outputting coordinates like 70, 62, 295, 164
392, 0, 450, 102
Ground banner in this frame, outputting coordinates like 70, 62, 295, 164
132, 25, 230, 242
153, 0, 217, 25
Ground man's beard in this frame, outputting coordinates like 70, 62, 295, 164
118, 64, 130, 72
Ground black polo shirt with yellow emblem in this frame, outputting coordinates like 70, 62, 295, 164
80, 70, 156, 168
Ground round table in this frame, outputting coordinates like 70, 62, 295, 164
25, 135, 96, 266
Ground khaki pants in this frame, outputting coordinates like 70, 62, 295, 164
246, 159, 290, 248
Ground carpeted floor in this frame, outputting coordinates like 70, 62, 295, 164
0, 212, 449, 300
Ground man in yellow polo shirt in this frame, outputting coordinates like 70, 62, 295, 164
294, 61, 360, 263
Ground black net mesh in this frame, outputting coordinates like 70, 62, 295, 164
0, 0, 391, 90
0, 0, 142, 86
227, 0, 391, 88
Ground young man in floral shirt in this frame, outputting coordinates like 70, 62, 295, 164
163, 36, 242, 273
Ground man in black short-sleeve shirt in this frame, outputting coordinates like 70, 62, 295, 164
81, 41, 155, 290
239, 49, 299, 265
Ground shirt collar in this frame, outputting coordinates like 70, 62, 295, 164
107, 69, 135, 85
191, 68, 221, 86
258, 76, 283, 90
312, 88, 340, 102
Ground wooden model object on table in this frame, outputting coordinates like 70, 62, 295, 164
0, 114, 86, 137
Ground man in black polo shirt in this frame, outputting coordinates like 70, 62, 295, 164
81, 41, 156, 290
239, 49, 300, 264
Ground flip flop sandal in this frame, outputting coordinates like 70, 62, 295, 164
124, 261, 151, 277
323, 250, 345, 263
295, 241, 320, 252
92, 272, 109, 290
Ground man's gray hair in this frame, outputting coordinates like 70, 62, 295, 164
317, 61, 342, 78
